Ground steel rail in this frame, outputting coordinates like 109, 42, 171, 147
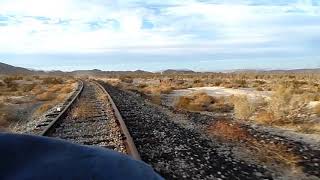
94, 80, 141, 160
40, 80, 84, 136
40, 79, 141, 160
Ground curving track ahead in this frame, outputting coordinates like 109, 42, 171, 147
36, 80, 140, 160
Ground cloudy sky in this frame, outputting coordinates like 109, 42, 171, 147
0, 0, 319, 71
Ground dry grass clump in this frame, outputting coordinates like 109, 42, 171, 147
175, 92, 216, 111
233, 95, 256, 120
208, 121, 249, 141
21, 83, 36, 92
207, 121, 300, 170
42, 77, 63, 85
255, 111, 275, 125
175, 92, 233, 112
297, 123, 320, 134
0, 106, 20, 129
36, 92, 56, 101
34, 103, 54, 116
71, 102, 93, 119
59, 86, 73, 94
143, 83, 174, 95
263, 85, 308, 124
119, 76, 133, 83
148, 95, 162, 105
31, 85, 45, 95
314, 104, 320, 117
47, 84, 63, 93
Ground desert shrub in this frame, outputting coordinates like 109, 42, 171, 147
3, 76, 23, 83
213, 79, 223, 86
297, 123, 320, 134
207, 121, 300, 170
31, 85, 45, 95
254, 80, 266, 85
207, 121, 249, 141
268, 85, 306, 123
0, 81, 4, 87
148, 95, 162, 105
233, 95, 256, 119
0, 106, 20, 123
208, 97, 233, 113
233, 79, 248, 88
71, 102, 92, 119
8, 83, 18, 91
59, 86, 73, 94
174, 92, 231, 112
47, 84, 63, 93
33, 75, 40, 79
175, 96, 191, 109
34, 103, 53, 116
36, 92, 56, 101
119, 76, 133, 83
255, 111, 275, 124
137, 84, 148, 89
21, 83, 36, 92
42, 77, 63, 85
55, 93, 68, 102
314, 104, 320, 117
143, 84, 174, 95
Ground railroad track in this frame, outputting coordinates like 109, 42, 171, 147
33, 80, 140, 160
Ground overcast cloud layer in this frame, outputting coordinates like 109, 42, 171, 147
0, 0, 319, 71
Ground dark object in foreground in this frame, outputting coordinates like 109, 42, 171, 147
0, 133, 163, 180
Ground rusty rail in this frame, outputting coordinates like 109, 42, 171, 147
40, 80, 84, 136
40, 79, 141, 160
94, 80, 141, 160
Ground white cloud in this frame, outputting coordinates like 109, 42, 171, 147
0, 0, 319, 55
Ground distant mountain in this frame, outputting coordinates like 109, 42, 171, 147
231, 68, 320, 74
70, 69, 152, 76
161, 69, 195, 74
0, 62, 33, 75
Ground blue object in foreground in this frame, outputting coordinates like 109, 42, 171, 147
0, 133, 163, 180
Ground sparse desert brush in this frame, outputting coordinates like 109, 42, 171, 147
31, 85, 45, 95
192, 92, 216, 106
55, 93, 68, 102
21, 83, 36, 92
34, 103, 53, 116
255, 111, 275, 124
143, 84, 174, 95
268, 85, 307, 123
207, 121, 300, 170
174, 92, 232, 112
71, 102, 93, 119
42, 77, 63, 85
3, 76, 23, 83
0, 106, 20, 123
59, 86, 73, 94
36, 92, 56, 101
233, 79, 248, 88
297, 123, 320, 134
233, 95, 256, 120
208, 97, 234, 113
314, 104, 320, 117
207, 121, 249, 141
119, 76, 133, 83
47, 84, 63, 93
148, 94, 162, 105
175, 96, 191, 109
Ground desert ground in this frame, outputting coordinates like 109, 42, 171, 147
1, 70, 320, 179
